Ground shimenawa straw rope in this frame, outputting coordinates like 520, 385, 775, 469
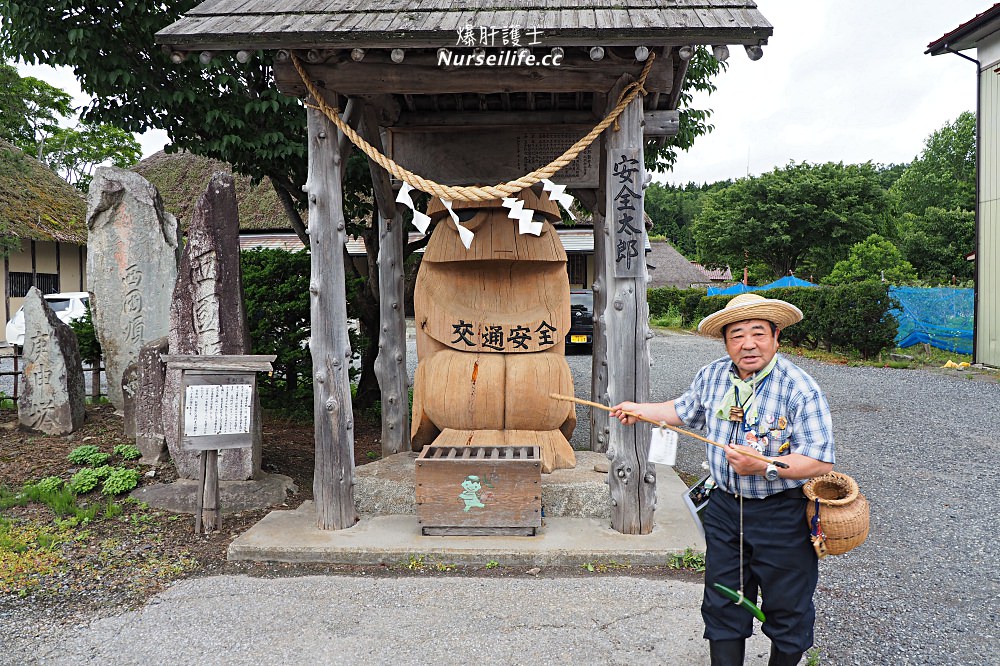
291, 52, 656, 202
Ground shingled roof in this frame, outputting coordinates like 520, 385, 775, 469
157, 1, 772, 110
0, 139, 87, 244
157, 0, 773, 51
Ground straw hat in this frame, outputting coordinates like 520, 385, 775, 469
698, 293, 803, 338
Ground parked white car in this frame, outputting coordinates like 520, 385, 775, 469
4, 292, 90, 350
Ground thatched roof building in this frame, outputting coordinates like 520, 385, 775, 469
645, 239, 707, 289
0, 139, 86, 244
132, 150, 292, 231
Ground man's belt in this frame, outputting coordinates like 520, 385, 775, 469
717, 485, 805, 501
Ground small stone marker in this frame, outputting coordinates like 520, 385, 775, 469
122, 362, 139, 439
136, 336, 169, 463
162, 173, 261, 480
18, 288, 85, 435
86, 167, 180, 412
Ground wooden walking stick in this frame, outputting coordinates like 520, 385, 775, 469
550, 393, 789, 468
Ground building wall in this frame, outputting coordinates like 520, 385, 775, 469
979, 41, 1000, 366
2, 239, 87, 345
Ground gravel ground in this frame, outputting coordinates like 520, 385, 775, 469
4, 331, 998, 665
632, 331, 1000, 665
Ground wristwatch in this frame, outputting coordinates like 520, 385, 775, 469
764, 463, 779, 482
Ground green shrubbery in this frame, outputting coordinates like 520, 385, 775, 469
647, 281, 898, 359
66, 445, 142, 496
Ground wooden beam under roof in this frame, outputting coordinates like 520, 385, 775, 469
273, 48, 674, 97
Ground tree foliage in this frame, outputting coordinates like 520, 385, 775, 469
891, 111, 975, 216
644, 180, 731, 257
0, 62, 72, 159
692, 162, 893, 280
822, 234, 917, 286
0, 61, 142, 189
239, 248, 313, 409
898, 207, 975, 283
44, 123, 142, 191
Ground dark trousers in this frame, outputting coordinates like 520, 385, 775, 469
702, 488, 818, 654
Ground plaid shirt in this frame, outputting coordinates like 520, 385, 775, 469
674, 353, 835, 499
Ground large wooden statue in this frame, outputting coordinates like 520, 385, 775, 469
411, 189, 577, 473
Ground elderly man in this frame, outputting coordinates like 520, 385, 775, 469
612, 293, 835, 666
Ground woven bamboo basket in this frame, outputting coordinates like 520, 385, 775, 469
804, 472, 869, 556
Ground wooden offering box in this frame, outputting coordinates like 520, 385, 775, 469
415, 446, 542, 536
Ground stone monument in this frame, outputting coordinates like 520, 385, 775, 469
162, 173, 262, 480
135, 336, 169, 464
18, 287, 85, 435
86, 167, 180, 411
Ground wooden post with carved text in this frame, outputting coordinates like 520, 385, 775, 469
359, 103, 410, 456
601, 75, 655, 534
306, 102, 358, 530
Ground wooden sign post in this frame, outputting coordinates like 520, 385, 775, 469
162, 355, 275, 533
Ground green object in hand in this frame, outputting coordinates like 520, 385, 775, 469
713, 583, 766, 622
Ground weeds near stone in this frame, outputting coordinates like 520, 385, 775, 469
666, 548, 706, 572
582, 559, 632, 573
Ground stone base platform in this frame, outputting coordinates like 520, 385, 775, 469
131, 472, 297, 514
228, 453, 705, 566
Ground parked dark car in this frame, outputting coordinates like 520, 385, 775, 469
565, 290, 594, 352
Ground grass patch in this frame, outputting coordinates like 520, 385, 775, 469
0, 517, 69, 596
650, 307, 684, 330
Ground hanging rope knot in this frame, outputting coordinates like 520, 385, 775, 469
290, 50, 656, 202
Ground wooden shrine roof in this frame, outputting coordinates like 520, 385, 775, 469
157, 0, 773, 51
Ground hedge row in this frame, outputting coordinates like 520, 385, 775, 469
647, 281, 898, 360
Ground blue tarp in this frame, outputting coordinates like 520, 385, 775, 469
890, 286, 973, 355
706, 282, 755, 296
707, 276, 818, 296
760, 276, 818, 289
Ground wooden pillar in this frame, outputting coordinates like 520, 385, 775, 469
306, 102, 358, 530
358, 104, 410, 456
601, 76, 654, 534
590, 189, 611, 454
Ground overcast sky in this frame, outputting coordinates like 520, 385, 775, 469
14, 0, 989, 186
666, 0, 987, 185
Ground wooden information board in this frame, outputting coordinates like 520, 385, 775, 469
161, 355, 275, 533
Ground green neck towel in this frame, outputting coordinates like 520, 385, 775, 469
714, 354, 779, 422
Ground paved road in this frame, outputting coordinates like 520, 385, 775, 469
4, 332, 998, 665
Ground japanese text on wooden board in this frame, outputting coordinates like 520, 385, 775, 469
184, 384, 252, 436
451, 319, 558, 352
610, 149, 645, 278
